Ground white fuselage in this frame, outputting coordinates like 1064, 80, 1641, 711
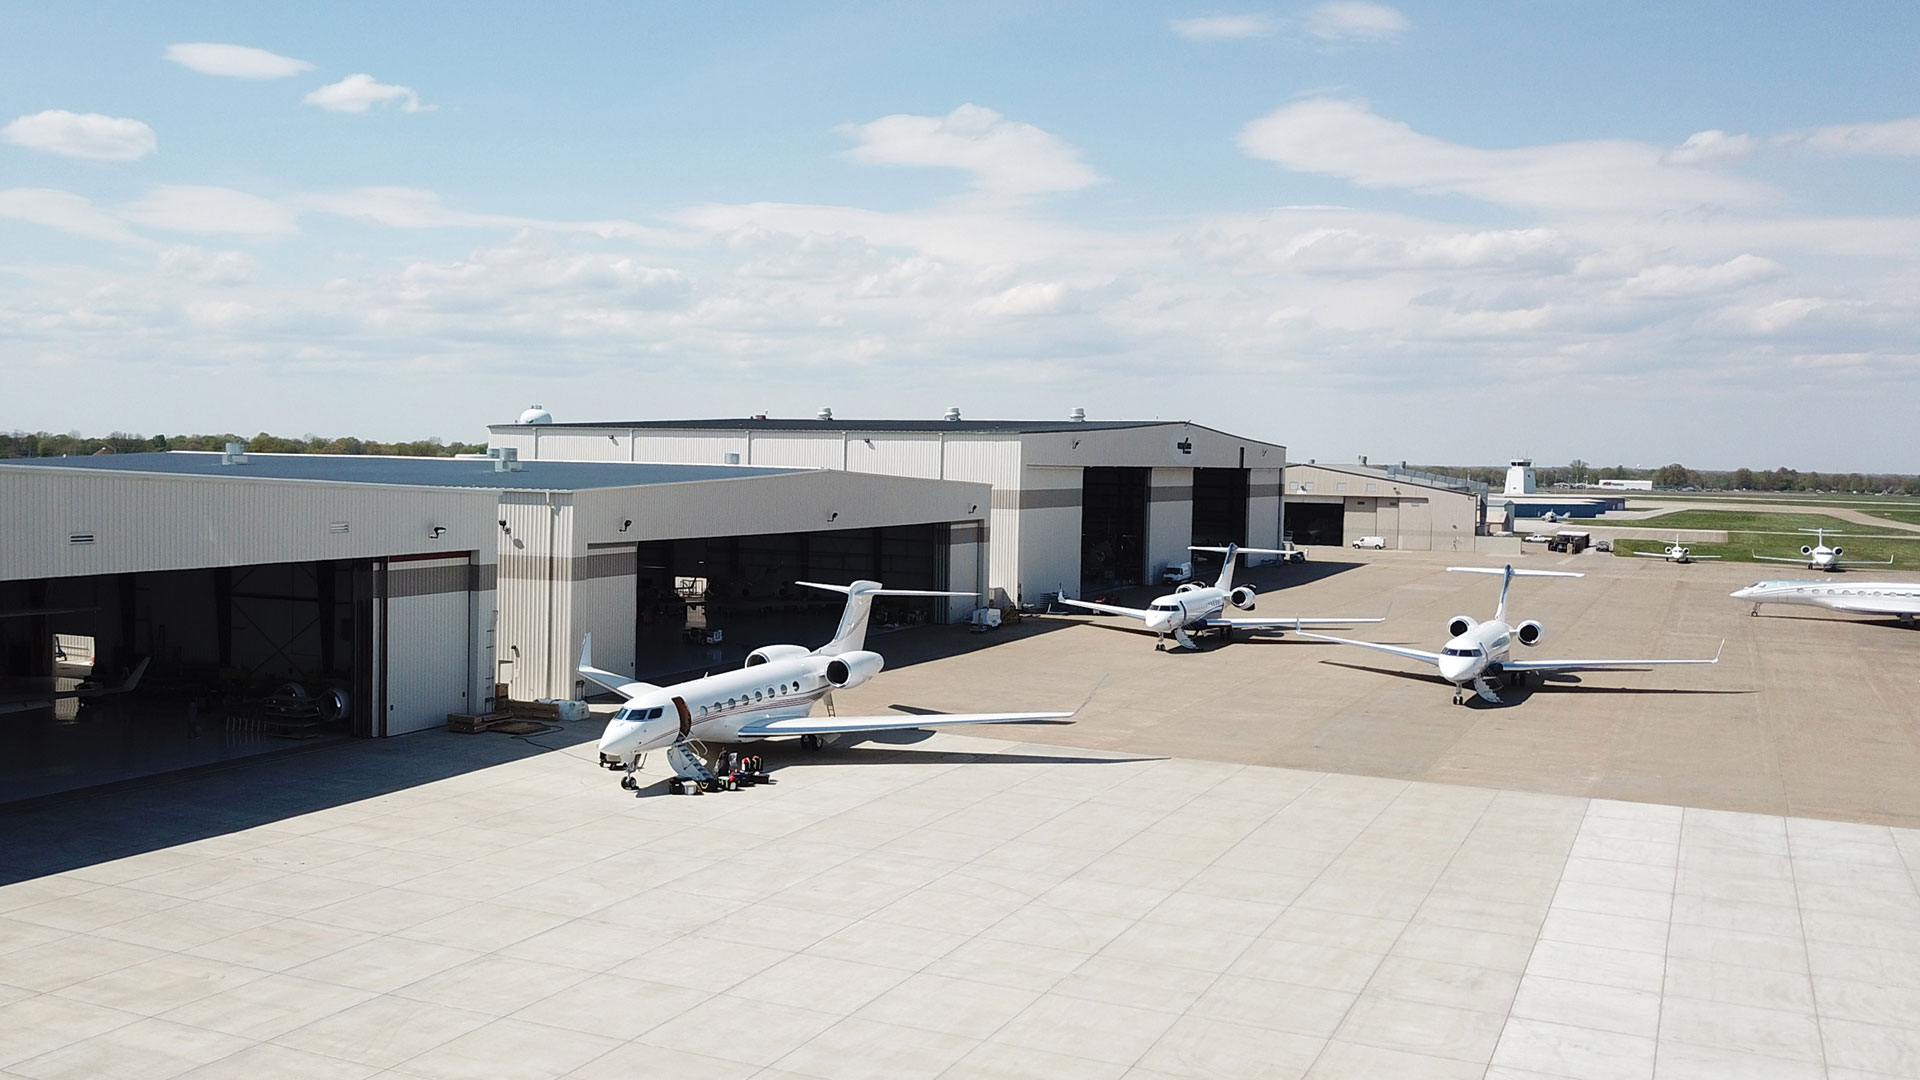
1731, 579, 1920, 619
1435, 619, 1516, 687
596, 657, 843, 759
1142, 586, 1232, 634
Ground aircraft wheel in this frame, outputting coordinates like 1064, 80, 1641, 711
800, 734, 823, 751
620, 775, 637, 791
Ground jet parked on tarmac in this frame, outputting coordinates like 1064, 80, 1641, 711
1634, 533, 1721, 564
1296, 566, 1722, 704
1057, 543, 1381, 651
1731, 579, 1920, 627
588, 581, 1074, 792
1754, 529, 1893, 572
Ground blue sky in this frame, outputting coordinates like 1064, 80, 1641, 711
4, 2, 1919, 470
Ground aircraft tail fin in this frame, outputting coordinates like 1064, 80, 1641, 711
119, 657, 150, 692
799, 581, 977, 656
1215, 542, 1241, 592
577, 633, 634, 697
1495, 565, 1514, 623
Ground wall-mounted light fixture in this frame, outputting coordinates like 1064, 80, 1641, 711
827, 510, 839, 522
428, 526, 447, 539
619, 519, 633, 532
498, 519, 510, 534
968, 504, 978, 514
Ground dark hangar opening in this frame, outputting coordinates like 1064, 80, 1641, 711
1287, 502, 1345, 546
1191, 467, 1249, 548
1081, 466, 1148, 590
625, 523, 949, 680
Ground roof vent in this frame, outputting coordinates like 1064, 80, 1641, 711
488, 447, 523, 473
1069, 407, 1086, 422
817, 407, 833, 421
221, 442, 247, 466
1358, 455, 1368, 466
519, 405, 553, 425
944, 407, 962, 422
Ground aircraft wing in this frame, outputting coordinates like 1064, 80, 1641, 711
1631, 551, 1672, 559
0, 658, 149, 715
1055, 598, 1151, 620
735, 710, 1075, 738
1839, 556, 1896, 567
1753, 555, 1805, 564
1691, 555, 1722, 559
576, 633, 662, 699
1196, 616, 1386, 630
1290, 630, 1442, 666
1503, 642, 1723, 674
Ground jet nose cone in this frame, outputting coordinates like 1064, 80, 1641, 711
1437, 656, 1475, 684
597, 719, 639, 755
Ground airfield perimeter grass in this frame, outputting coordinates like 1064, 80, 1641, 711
1610, 509, 1908, 536
1632, 491, 1920, 512
1863, 508, 1920, 527
1612, 533, 1919, 569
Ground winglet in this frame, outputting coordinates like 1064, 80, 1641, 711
120, 657, 150, 692
1714, 639, 1725, 662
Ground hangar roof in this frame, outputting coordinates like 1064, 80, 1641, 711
0, 452, 802, 491
489, 417, 1170, 435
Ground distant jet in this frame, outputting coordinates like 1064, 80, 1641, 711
1635, 533, 1720, 564
1731, 579, 1920, 627
1296, 566, 1721, 704
0, 658, 149, 716
1057, 543, 1381, 650
1754, 528, 1892, 572
587, 581, 1074, 792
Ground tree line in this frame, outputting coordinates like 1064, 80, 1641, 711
0, 431, 488, 459
1420, 460, 1920, 496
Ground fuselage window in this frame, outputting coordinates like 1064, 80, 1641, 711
754, 691, 763, 702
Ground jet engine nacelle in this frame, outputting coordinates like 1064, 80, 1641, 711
1229, 586, 1257, 611
745, 644, 810, 668
1447, 615, 1477, 638
1515, 620, 1545, 647
1833, 546, 1844, 557
1801, 545, 1814, 556
823, 650, 885, 689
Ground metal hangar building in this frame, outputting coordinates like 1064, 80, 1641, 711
487, 412, 1289, 604
0, 452, 986, 801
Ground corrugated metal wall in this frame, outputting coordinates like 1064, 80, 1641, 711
1146, 467, 1194, 580
849, 435, 943, 479
746, 435, 844, 469
495, 492, 574, 700
384, 556, 473, 734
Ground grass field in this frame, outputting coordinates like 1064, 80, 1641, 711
1612, 530, 1918, 569
1603, 509, 1908, 536
1632, 492, 1919, 511
1863, 508, 1920, 527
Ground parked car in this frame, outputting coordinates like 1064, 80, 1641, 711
1352, 536, 1386, 549
1594, 539, 1613, 552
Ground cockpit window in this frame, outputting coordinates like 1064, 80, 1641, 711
1441, 646, 1484, 657
1150, 601, 1179, 611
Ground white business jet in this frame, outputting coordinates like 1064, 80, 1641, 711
0, 658, 149, 716
1057, 543, 1381, 650
1295, 566, 1722, 704
588, 580, 1074, 791
1635, 533, 1720, 564
1731, 579, 1920, 627
1755, 529, 1892, 572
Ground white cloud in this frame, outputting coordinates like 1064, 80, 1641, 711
1786, 115, 1920, 157
1619, 254, 1785, 298
298, 187, 669, 241
165, 43, 312, 79
1665, 129, 1757, 166
1303, 2, 1409, 41
302, 74, 431, 114
1170, 14, 1276, 40
839, 104, 1100, 197
121, 186, 299, 236
974, 281, 1067, 316
3, 110, 156, 161
0, 188, 148, 244
157, 246, 259, 285
1238, 98, 1773, 213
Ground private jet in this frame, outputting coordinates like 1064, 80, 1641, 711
1755, 529, 1893, 572
0, 658, 149, 716
1295, 566, 1722, 704
1731, 579, 1920, 627
1058, 543, 1381, 650
1634, 533, 1720, 564
588, 580, 1074, 791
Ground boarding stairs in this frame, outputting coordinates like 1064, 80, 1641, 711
666, 740, 720, 787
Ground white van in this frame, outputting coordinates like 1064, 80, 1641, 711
1352, 536, 1386, 549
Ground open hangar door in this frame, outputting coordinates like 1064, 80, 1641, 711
1286, 501, 1345, 546
1081, 466, 1148, 589
1191, 467, 1249, 548
625, 523, 948, 680
0, 559, 365, 804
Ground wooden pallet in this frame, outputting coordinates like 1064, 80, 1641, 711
446, 711, 514, 734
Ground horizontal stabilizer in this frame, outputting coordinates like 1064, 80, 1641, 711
1189, 546, 1293, 556
1447, 566, 1583, 578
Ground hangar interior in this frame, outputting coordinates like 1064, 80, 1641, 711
613, 524, 954, 681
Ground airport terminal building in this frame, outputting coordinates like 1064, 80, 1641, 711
487, 412, 1289, 604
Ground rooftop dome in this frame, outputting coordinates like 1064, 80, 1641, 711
518, 405, 553, 425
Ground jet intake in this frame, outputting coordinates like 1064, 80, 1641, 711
1229, 586, 1257, 611
1833, 546, 1844, 557
1447, 615, 1477, 638
1515, 620, 1544, 646
824, 650, 885, 689
1801, 546, 1814, 556
745, 644, 810, 668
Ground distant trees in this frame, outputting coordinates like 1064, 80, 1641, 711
1652, 463, 1692, 489
0, 431, 487, 459
1412, 460, 1920, 496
